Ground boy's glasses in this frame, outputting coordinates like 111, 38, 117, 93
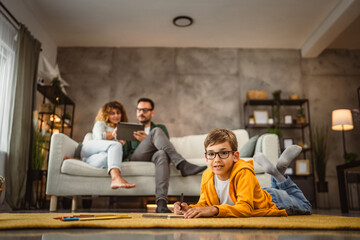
136, 108, 153, 113
205, 151, 236, 160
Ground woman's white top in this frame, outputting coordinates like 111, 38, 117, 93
214, 174, 235, 206
92, 121, 115, 140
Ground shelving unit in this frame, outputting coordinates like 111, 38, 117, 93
243, 99, 316, 206
27, 84, 75, 209
37, 84, 75, 139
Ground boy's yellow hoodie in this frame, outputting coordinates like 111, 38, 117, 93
190, 159, 288, 217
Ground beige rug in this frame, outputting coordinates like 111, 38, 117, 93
0, 213, 359, 230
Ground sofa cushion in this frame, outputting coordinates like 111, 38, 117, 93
170, 134, 207, 159
239, 135, 259, 157
61, 157, 264, 177
61, 159, 156, 177
171, 129, 250, 159
61, 159, 207, 177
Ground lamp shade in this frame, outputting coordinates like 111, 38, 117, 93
332, 109, 354, 131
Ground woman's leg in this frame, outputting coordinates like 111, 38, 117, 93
107, 142, 135, 189
81, 140, 135, 189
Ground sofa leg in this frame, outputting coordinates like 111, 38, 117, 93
71, 196, 77, 212
49, 195, 57, 212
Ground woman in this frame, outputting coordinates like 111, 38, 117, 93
80, 101, 136, 189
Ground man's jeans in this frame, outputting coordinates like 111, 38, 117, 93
130, 128, 185, 202
263, 177, 312, 215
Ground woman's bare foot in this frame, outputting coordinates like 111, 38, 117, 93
110, 168, 136, 189
110, 178, 136, 189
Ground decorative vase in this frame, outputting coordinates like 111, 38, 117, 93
317, 181, 328, 192
316, 181, 330, 209
30, 169, 43, 181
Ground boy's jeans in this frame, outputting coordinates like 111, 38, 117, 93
263, 177, 312, 215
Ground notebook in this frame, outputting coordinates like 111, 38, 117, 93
116, 122, 144, 141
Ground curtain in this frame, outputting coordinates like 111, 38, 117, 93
5, 24, 41, 209
0, 13, 17, 154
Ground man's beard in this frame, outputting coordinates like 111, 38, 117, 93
138, 115, 151, 125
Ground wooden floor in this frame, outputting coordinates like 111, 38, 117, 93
0, 208, 359, 240
1, 228, 360, 240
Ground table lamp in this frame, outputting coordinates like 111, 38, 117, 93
332, 109, 354, 157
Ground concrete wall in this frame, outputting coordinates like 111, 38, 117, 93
57, 47, 360, 208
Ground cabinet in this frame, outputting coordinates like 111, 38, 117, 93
27, 84, 75, 209
243, 99, 316, 205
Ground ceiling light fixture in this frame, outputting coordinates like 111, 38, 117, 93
173, 16, 193, 27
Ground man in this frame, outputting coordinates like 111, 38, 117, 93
122, 98, 207, 213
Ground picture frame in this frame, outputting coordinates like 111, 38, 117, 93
283, 138, 294, 149
296, 159, 310, 175
253, 110, 268, 124
284, 114, 293, 124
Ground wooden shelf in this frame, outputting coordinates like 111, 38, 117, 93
244, 99, 308, 106
243, 98, 316, 207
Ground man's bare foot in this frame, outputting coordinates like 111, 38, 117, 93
110, 179, 136, 189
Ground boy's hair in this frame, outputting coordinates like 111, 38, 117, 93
204, 128, 238, 151
137, 98, 155, 110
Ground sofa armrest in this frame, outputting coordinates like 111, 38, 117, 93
260, 134, 280, 166
46, 133, 78, 195
252, 134, 279, 188
253, 133, 279, 169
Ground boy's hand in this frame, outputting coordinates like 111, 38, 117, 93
173, 201, 190, 215
183, 206, 218, 218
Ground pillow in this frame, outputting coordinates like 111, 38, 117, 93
239, 135, 259, 157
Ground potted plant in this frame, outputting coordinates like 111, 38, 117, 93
31, 127, 46, 180
268, 90, 282, 137
311, 125, 329, 192
297, 107, 306, 124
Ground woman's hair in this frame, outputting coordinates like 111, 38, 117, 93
204, 128, 238, 151
95, 101, 128, 127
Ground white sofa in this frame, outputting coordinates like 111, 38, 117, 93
46, 129, 279, 211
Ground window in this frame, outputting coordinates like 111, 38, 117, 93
0, 13, 17, 153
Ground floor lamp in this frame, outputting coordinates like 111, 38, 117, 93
332, 109, 354, 158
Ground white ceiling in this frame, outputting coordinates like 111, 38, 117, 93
22, 0, 360, 57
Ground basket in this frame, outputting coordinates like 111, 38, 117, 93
246, 90, 268, 100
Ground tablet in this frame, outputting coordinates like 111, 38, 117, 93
116, 122, 144, 141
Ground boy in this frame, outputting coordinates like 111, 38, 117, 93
174, 128, 312, 218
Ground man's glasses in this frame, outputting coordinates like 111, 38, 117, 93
205, 151, 236, 160
136, 108, 153, 113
